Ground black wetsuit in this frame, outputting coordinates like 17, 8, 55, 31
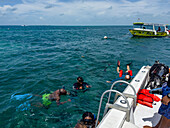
73, 82, 89, 90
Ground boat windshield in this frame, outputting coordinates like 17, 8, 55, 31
133, 24, 143, 29
134, 24, 153, 30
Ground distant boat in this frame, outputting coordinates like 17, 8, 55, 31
129, 22, 170, 37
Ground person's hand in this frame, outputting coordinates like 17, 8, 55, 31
68, 99, 71, 102
161, 95, 170, 105
79, 86, 83, 89
86, 85, 91, 88
106, 81, 111, 83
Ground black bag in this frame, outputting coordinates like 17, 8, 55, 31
147, 61, 169, 89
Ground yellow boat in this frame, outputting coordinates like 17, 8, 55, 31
129, 22, 170, 37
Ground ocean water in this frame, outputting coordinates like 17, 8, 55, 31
0, 26, 170, 128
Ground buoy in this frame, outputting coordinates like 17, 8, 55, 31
104, 36, 108, 39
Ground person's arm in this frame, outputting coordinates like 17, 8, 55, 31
56, 99, 71, 105
84, 82, 91, 88
117, 66, 120, 73
74, 122, 84, 128
86, 84, 91, 88
117, 60, 120, 73
161, 93, 170, 105
126, 65, 130, 72
73, 83, 78, 90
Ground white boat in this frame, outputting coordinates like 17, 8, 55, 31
95, 66, 163, 128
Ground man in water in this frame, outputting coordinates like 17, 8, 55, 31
34, 87, 71, 108
73, 77, 91, 90
116, 60, 132, 80
106, 60, 133, 83
74, 112, 98, 128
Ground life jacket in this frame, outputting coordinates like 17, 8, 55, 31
119, 70, 133, 77
137, 89, 161, 108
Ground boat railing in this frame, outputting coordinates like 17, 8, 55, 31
95, 89, 131, 128
108, 80, 137, 107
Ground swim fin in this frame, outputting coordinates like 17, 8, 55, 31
126, 62, 132, 66
117, 60, 120, 67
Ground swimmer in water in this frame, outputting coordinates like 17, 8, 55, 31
73, 77, 91, 90
75, 112, 99, 128
106, 61, 133, 83
33, 87, 71, 108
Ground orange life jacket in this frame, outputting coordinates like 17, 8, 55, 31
137, 89, 161, 108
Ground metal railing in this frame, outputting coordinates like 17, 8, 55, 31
95, 90, 130, 128
95, 80, 137, 128
108, 80, 137, 107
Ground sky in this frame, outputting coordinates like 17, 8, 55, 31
0, 0, 170, 25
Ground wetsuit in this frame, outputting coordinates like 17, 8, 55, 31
73, 82, 89, 90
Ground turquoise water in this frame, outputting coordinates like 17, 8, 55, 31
0, 26, 170, 128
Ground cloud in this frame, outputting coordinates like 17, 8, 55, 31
45, 5, 55, 9
60, 13, 64, 16
107, 6, 112, 10
39, 16, 43, 20
0, 5, 17, 16
0, 0, 170, 25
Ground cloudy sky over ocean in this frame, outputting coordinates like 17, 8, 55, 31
0, 0, 170, 25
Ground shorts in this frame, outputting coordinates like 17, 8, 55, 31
42, 93, 52, 106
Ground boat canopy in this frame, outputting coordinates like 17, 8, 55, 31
133, 22, 144, 25
133, 22, 168, 27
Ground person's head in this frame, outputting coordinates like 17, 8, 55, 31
60, 88, 67, 95
77, 76, 84, 83
125, 75, 131, 80
82, 112, 95, 125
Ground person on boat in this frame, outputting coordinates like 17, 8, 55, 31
73, 77, 91, 90
33, 87, 71, 108
157, 27, 161, 32
74, 112, 98, 128
144, 75, 170, 128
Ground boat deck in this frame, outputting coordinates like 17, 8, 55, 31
134, 94, 162, 127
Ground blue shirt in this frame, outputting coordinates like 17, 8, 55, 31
158, 82, 170, 119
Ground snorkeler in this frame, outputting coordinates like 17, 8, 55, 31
106, 60, 133, 83
73, 77, 91, 90
11, 87, 71, 111
117, 60, 132, 80
41, 87, 71, 107
74, 112, 99, 128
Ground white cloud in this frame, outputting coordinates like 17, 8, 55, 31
0, 0, 170, 25
39, 16, 43, 20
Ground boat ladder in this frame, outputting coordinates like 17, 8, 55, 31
95, 80, 137, 128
